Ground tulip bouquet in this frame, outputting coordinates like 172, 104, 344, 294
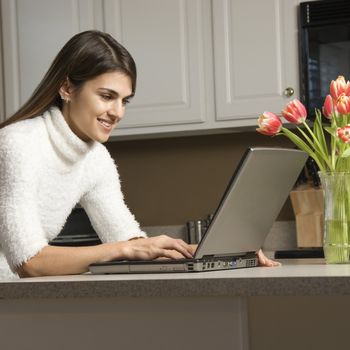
257, 76, 350, 173
257, 75, 350, 263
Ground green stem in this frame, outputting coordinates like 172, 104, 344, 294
331, 114, 337, 170
302, 121, 333, 170
280, 127, 326, 172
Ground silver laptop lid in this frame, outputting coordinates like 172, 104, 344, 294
195, 147, 308, 259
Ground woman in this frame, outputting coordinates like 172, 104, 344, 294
0, 30, 277, 278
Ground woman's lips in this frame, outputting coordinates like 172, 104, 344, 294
97, 118, 114, 131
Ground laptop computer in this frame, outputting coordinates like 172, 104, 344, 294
89, 147, 308, 274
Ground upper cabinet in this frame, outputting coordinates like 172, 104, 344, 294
103, 0, 215, 137
1, 0, 104, 121
0, 0, 301, 137
212, 0, 300, 128
0, 3, 4, 119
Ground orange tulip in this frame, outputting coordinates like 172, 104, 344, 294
256, 112, 282, 136
282, 99, 307, 124
336, 94, 350, 115
330, 75, 350, 100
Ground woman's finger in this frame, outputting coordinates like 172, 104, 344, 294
257, 249, 281, 267
172, 239, 193, 258
158, 248, 188, 260
154, 236, 193, 258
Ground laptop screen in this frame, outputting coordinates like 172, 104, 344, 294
194, 147, 308, 259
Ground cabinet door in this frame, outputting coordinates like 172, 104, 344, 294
212, 0, 300, 126
0, 4, 4, 120
1, 0, 103, 120
104, 0, 214, 137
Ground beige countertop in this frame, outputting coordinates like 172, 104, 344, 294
1, 259, 350, 299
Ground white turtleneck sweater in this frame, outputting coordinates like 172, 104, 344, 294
0, 106, 146, 275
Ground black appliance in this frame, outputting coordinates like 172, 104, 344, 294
299, 0, 350, 116
50, 206, 101, 247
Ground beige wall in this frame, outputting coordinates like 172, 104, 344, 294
106, 131, 296, 226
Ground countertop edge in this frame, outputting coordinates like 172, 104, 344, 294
1, 274, 350, 299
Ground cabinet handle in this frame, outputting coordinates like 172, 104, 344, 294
284, 87, 295, 97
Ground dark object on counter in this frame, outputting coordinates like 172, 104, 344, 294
306, 157, 320, 187
187, 214, 213, 244
274, 248, 324, 259
295, 165, 308, 186
50, 207, 101, 246
295, 156, 320, 187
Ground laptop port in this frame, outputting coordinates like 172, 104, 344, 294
248, 258, 257, 267
230, 260, 237, 267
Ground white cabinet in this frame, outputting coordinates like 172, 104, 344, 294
0, 4, 4, 119
104, 0, 215, 138
1, 0, 103, 121
212, 0, 300, 127
1, 0, 215, 136
1, 0, 301, 136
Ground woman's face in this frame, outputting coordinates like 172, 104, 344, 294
60, 71, 133, 143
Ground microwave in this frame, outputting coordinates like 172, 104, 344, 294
299, 0, 350, 116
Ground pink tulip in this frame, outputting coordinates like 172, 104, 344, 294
336, 94, 350, 115
256, 112, 282, 136
322, 94, 335, 119
337, 125, 350, 144
282, 99, 307, 124
330, 75, 350, 100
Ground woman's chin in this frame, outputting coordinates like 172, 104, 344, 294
94, 132, 111, 143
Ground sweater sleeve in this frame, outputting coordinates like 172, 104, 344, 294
0, 135, 48, 272
79, 147, 147, 243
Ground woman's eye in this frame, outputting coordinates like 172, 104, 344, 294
122, 99, 130, 106
101, 94, 113, 101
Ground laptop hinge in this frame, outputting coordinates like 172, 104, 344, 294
201, 252, 256, 259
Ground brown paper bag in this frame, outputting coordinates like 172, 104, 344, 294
289, 184, 324, 247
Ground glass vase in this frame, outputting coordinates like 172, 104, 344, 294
319, 172, 350, 264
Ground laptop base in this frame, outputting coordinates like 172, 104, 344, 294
89, 254, 258, 274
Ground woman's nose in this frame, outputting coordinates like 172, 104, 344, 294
109, 100, 124, 121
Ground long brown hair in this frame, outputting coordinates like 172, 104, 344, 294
0, 30, 136, 129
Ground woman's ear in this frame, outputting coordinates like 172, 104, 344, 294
59, 78, 73, 102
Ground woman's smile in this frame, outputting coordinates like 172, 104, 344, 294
97, 117, 116, 131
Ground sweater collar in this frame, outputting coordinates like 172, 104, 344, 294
43, 106, 96, 163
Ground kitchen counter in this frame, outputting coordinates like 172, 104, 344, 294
1, 259, 350, 350
1, 259, 350, 299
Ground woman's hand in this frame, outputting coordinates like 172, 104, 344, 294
124, 235, 194, 260
123, 239, 280, 267
257, 249, 281, 267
